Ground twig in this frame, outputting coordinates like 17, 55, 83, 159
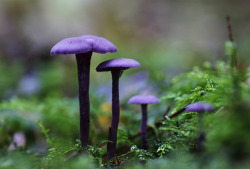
116, 150, 135, 159
102, 150, 135, 164
154, 106, 170, 127
168, 107, 186, 118
226, 15, 238, 70
226, 15, 234, 42
215, 106, 224, 114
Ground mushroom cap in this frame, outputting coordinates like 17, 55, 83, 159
128, 95, 160, 105
96, 58, 140, 72
186, 102, 215, 113
50, 35, 117, 55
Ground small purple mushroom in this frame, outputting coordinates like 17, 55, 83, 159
96, 58, 140, 160
50, 35, 117, 148
128, 95, 159, 150
186, 102, 214, 151
186, 102, 214, 113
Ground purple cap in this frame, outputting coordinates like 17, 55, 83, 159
50, 35, 117, 55
96, 58, 140, 72
128, 95, 160, 105
186, 102, 215, 113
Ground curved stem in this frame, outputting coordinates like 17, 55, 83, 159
107, 70, 121, 160
141, 104, 148, 150
76, 51, 92, 148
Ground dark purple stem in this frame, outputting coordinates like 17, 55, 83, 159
141, 104, 148, 150
76, 51, 92, 148
197, 112, 205, 152
196, 132, 205, 152
107, 70, 121, 160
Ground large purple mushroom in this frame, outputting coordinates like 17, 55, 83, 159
96, 58, 140, 160
50, 35, 117, 148
128, 95, 159, 150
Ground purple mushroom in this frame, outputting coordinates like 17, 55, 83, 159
186, 102, 215, 113
186, 102, 214, 151
50, 35, 117, 148
96, 58, 140, 160
128, 95, 159, 150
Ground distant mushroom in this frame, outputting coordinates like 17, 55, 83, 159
128, 95, 159, 150
186, 102, 214, 113
50, 35, 117, 148
96, 58, 140, 160
186, 102, 214, 151
8, 132, 26, 151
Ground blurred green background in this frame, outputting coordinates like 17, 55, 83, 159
0, 0, 249, 100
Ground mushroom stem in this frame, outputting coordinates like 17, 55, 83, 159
197, 132, 205, 152
197, 112, 205, 151
76, 51, 92, 148
141, 104, 148, 150
107, 70, 121, 160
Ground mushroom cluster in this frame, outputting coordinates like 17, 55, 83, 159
51, 34, 146, 160
51, 34, 215, 161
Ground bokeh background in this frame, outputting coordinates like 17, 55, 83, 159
0, 0, 249, 100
